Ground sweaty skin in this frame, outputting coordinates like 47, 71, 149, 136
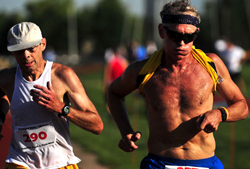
145, 52, 215, 159
108, 23, 248, 160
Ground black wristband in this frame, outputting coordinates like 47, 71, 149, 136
218, 107, 227, 122
0, 111, 6, 123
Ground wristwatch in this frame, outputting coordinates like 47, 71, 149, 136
58, 105, 70, 117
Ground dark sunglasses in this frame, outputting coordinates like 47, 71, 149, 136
163, 26, 199, 44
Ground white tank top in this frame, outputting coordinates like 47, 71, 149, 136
6, 61, 80, 169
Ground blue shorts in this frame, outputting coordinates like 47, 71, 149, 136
140, 153, 224, 169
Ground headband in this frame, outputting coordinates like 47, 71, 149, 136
162, 14, 200, 26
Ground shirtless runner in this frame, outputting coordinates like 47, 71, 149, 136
0, 22, 103, 169
107, 0, 248, 169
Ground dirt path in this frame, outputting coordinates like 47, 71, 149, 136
72, 142, 109, 169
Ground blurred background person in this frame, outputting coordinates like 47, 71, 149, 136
103, 46, 129, 114
135, 44, 147, 61
146, 41, 158, 58
215, 38, 247, 95
44, 46, 57, 62
104, 48, 115, 63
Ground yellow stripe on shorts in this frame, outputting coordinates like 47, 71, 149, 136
59, 164, 79, 169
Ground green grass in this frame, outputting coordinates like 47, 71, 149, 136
70, 64, 250, 169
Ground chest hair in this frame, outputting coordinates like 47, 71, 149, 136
143, 64, 213, 110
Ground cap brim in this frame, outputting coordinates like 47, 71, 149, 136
7, 39, 42, 52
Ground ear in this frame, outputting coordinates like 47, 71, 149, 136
40, 38, 47, 52
158, 24, 165, 39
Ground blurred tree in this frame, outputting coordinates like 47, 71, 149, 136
25, 0, 73, 54
0, 0, 144, 62
0, 13, 25, 55
90, 0, 126, 55
142, 0, 155, 44
77, 6, 95, 60
221, 0, 249, 48
202, 0, 250, 50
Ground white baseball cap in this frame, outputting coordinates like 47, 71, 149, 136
7, 22, 43, 52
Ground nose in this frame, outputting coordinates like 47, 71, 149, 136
176, 39, 186, 46
180, 40, 186, 45
23, 49, 31, 58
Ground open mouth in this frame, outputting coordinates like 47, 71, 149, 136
24, 61, 34, 67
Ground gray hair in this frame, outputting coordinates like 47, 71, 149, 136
160, 0, 201, 24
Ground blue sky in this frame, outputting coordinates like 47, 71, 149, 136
0, 0, 205, 16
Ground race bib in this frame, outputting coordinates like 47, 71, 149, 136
165, 165, 209, 169
14, 121, 56, 152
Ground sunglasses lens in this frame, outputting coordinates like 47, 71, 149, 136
166, 31, 177, 41
164, 26, 198, 44
183, 34, 198, 43
166, 31, 183, 43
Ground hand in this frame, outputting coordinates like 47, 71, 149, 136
118, 131, 142, 152
196, 109, 222, 133
30, 81, 64, 113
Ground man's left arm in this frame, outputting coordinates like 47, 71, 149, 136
198, 53, 248, 133
66, 68, 104, 135
212, 53, 249, 121
31, 66, 103, 135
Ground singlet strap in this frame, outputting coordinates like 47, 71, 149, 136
137, 49, 163, 93
191, 46, 220, 92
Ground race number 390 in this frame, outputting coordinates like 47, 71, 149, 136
23, 131, 47, 142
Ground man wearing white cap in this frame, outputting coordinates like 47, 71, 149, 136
0, 22, 103, 169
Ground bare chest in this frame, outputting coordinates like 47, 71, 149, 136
143, 65, 214, 111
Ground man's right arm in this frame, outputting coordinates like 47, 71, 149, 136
107, 62, 143, 152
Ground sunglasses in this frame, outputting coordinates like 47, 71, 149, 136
163, 26, 199, 44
